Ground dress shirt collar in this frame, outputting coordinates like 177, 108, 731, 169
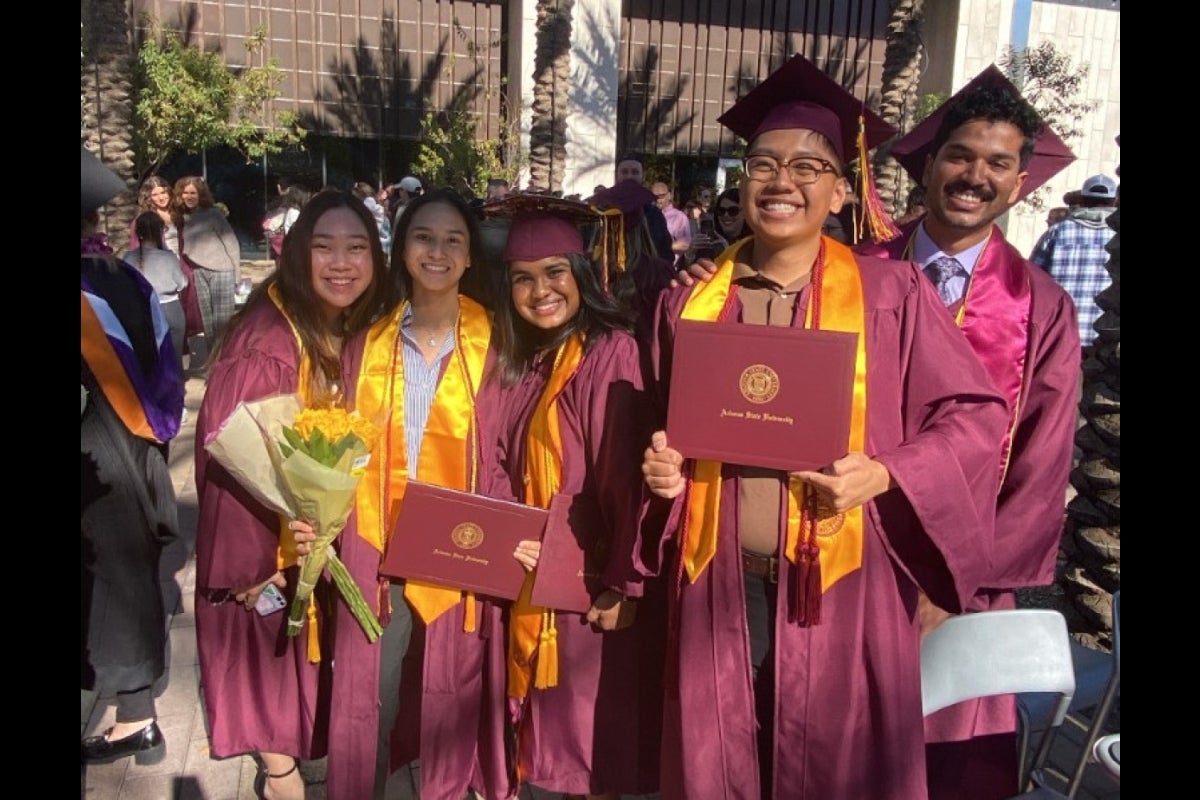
912, 222, 988, 275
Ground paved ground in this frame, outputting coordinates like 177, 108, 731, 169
81, 355, 1119, 799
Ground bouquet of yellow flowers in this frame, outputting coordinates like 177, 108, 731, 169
205, 394, 384, 646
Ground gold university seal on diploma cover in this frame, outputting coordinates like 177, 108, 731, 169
452, 522, 485, 550
739, 364, 780, 404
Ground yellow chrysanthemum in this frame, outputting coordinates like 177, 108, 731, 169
292, 407, 378, 447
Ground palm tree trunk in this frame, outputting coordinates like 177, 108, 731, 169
874, 0, 926, 218
81, 0, 136, 251
1062, 155, 1120, 650
528, 0, 574, 194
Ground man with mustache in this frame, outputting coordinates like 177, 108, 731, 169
864, 66, 1082, 800
641, 54, 1010, 799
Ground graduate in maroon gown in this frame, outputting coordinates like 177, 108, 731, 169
194, 190, 390, 799
641, 55, 1010, 800
861, 66, 1082, 800
588, 179, 678, 345
481, 195, 665, 798
325, 188, 510, 800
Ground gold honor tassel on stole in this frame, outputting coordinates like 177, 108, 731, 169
507, 335, 584, 698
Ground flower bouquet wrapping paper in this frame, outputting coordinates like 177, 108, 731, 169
205, 394, 384, 646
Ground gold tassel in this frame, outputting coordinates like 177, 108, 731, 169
856, 113, 901, 244
533, 609, 559, 689
463, 592, 477, 633
305, 595, 322, 663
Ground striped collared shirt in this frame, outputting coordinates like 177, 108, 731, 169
400, 307, 455, 477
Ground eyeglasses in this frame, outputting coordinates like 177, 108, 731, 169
716, 206, 740, 217
742, 155, 840, 185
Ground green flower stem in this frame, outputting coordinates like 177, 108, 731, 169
326, 551, 383, 642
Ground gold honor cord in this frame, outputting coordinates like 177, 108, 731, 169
508, 333, 585, 698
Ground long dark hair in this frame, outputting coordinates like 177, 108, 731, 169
493, 251, 634, 387
131, 211, 167, 274
388, 188, 492, 311
223, 189, 390, 388
133, 211, 167, 250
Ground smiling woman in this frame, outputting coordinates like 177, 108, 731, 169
478, 194, 664, 799
193, 189, 390, 799
309, 206, 376, 325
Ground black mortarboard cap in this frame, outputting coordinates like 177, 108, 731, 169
81, 145, 127, 217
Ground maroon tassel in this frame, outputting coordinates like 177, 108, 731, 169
792, 540, 822, 626
792, 496, 823, 626
376, 576, 391, 628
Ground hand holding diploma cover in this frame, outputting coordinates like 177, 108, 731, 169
381, 481, 549, 600
204, 393, 384, 644
665, 319, 858, 471
530, 492, 601, 614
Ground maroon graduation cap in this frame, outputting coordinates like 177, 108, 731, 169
716, 53, 896, 162
587, 180, 656, 231
889, 64, 1076, 202
481, 193, 599, 262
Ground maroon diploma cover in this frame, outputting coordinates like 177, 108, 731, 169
530, 493, 600, 614
380, 481, 549, 601
666, 319, 857, 471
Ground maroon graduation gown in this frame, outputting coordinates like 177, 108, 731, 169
868, 224, 1081, 799
324, 322, 511, 800
484, 330, 665, 796
647, 251, 1009, 800
193, 299, 328, 759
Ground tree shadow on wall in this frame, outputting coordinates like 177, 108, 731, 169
297, 13, 484, 142
613, 12, 879, 160
614, 45, 695, 157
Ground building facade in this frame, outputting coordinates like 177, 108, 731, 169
91, 1, 1116, 255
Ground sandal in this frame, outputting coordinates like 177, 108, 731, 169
253, 758, 300, 800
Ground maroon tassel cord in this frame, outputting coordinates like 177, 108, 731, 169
792, 494, 822, 626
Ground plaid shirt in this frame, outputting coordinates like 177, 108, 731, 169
1030, 208, 1114, 346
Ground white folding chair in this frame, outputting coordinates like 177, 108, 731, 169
1064, 589, 1120, 796
921, 608, 1075, 794
1091, 733, 1120, 782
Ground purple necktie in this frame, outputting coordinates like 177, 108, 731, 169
923, 256, 966, 306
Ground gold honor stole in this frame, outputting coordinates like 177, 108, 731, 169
354, 296, 491, 629
679, 237, 868, 625
507, 333, 585, 699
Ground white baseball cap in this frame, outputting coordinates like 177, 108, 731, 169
396, 176, 422, 193
1080, 174, 1116, 199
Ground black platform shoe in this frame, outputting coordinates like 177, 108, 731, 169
81, 721, 166, 765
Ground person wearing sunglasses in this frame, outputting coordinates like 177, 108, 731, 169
712, 187, 747, 241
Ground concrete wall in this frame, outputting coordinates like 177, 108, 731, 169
952, 0, 1120, 255
563, 0, 620, 198
1013, 0, 1120, 253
